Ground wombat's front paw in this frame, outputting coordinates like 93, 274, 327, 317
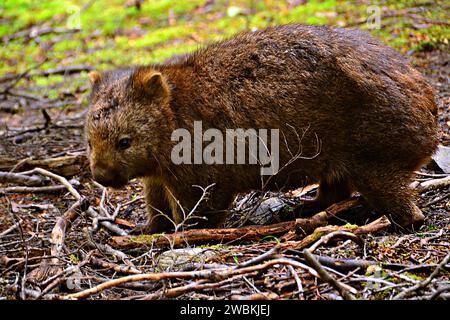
394, 203, 425, 231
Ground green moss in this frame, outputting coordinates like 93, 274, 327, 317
130, 233, 165, 244
310, 230, 325, 241
262, 235, 281, 244
69, 254, 80, 264
140, 0, 207, 21
131, 26, 194, 48
403, 272, 426, 281
148, 43, 199, 63
282, 0, 336, 25
343, 223, 358, 230
198, 243, 227, 250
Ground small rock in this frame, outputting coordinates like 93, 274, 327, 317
432, 145, 450, 173
157, 248, 218, 271
250, 197, 285, 225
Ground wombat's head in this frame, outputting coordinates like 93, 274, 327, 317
85, 67, 174, 188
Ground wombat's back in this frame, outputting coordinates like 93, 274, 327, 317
167, 24, 438, 172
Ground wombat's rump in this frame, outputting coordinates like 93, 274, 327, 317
86, 24, 439, 232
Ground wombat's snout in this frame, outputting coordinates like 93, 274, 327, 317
91, 164, 128, 188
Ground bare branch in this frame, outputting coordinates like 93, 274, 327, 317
393, 254, 450, 300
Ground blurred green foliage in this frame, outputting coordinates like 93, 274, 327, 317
0, 0, 448, 89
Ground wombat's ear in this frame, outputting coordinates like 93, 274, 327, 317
132, 69, 170, 101
88, 71, 102, 86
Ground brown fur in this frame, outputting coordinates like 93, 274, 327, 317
85, 24, 439, 232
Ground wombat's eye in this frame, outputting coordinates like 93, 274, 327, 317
111, 98, 119, 108
118, 138, 131, 150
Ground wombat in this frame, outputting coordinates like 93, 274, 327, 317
86, 24, 438, 233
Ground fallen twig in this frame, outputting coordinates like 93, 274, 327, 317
50, 199, 90, 266
1, 26, 80, 44
0, 60, 48, 96
0, 185, 67, 194
111, 211, 331, 249
393, 254, 450, 300
18, 168, 80, 197
62, 258, 317, 299
39, 251, 94, 297
139, 274, 256, 300
423, 193, 450, 207
307, 230, 362, 253
429, 285, 450, 300
6, 198, 29, 300
86, 239, 135, 267
0, 222, 20, 237
0, 65, 93, 83
236, 246, 281, 268
12, 167, 127, 236
303, 249, 357, 300
28, 199, 90, 284
288, 264, 305, 299
281, 215, 391, 252
85, 207, 128, 236
1, 155, 87, 177
89, 256, 141, 275
412, 175, 450, 191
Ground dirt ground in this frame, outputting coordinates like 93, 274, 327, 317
0, 45, 449, 301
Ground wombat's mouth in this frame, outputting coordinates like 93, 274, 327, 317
92, 172, 129, 189
107, 179, 129, 189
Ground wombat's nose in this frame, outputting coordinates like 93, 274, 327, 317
91, 163, 128, 188
92, 166, 114, 187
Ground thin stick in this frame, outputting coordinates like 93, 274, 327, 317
18, 168, 80, 199
50, 199, 90, 266
140, 274, 254, 300
6, 198, 29, 300
413, 176, 450, 191
28, 199, 90, 286
0, 222, 20, 237
62, 258, 318, 300
308, 231, 361, 253
0, 171, 44, 186
15, 167, 127, 236
39, 251, 94, 297
393, 254, 450, 300
236, 245, 280, 268
89, 256, 141, 275
288, 265, 305, 299
303, 249, 357, 300
0, 185, 67, 194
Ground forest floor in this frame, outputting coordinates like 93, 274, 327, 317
0, 0, 449, 300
